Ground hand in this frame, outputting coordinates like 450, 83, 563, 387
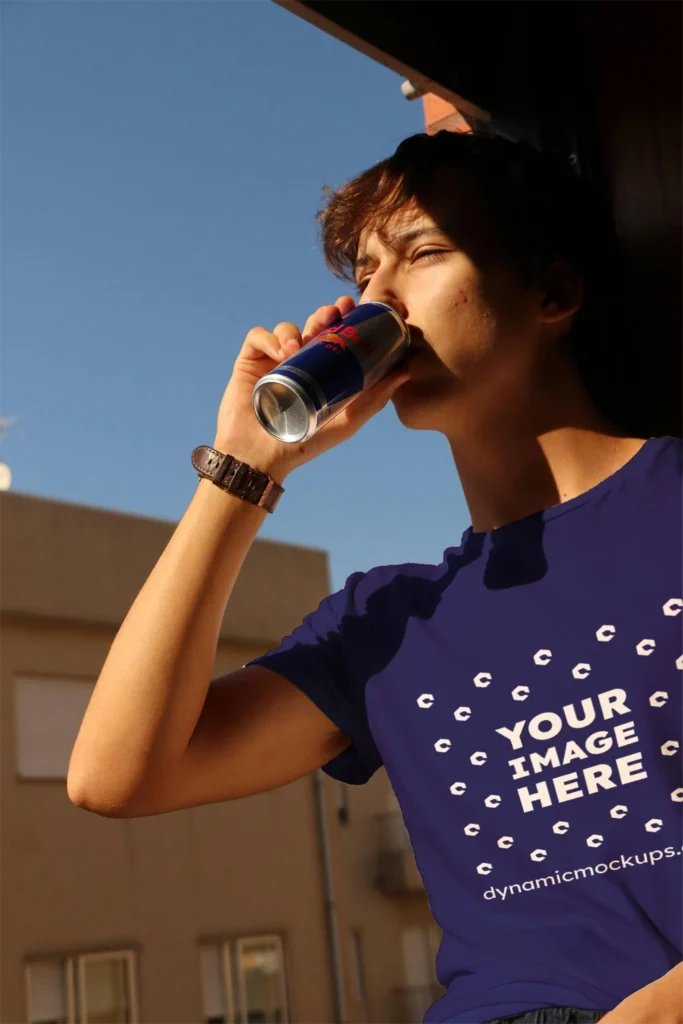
602, 970, 679, 1019
213, 295, 412, 481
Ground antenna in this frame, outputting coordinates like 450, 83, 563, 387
0, 415, 18, 491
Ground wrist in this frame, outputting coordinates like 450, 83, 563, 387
211, 438, 293, 486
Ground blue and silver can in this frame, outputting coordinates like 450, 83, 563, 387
252, 301, 410, 443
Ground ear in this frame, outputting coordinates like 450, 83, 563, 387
538, 260, 583, 325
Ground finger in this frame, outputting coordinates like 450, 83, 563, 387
301, 304, 343, 343
272, 321, 302, 345
272, 321, 303, 358
301, 296, 355, 343
243, 326, 282, 362
335, 295, 356, 317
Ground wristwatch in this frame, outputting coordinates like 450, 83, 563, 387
192, 445, 284, 513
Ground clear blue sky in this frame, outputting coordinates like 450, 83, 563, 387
2, 0, 470, 594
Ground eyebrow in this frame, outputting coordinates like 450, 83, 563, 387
354, 226, 448, 275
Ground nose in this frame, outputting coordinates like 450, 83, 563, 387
359, 279, 408, 322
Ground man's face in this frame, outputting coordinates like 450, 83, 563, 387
355, 170, 560, 435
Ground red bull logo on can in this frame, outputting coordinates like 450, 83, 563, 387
326, 323, 359, 340
318, 332, 349, 354
317, 322, 373, 357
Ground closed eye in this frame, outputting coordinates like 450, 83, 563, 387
412, 248, 450, 264
356, 249, 450, 294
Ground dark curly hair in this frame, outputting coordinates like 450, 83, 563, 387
317, 131, 641, 435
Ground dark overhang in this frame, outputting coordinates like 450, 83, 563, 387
274, 1, 557, 147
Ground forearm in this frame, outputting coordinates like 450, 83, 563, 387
659, 962, 683, 995
67, 471, 283, 813
600, 961, 682, 1023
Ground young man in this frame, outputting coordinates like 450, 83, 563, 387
68, 132, 682, 1024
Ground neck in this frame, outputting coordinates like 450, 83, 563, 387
447, 357, 647, 534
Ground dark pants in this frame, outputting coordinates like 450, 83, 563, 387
485, 1007, 609, 1024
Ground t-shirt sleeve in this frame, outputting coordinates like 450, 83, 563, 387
244, 569, 383, 785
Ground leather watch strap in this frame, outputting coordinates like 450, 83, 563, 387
192, 445, 284, 513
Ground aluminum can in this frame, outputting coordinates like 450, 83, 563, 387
252, 301, 410, 443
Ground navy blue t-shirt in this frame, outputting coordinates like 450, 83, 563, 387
248, 436, 683, 1023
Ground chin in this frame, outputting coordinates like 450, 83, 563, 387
391, 377, 457, 432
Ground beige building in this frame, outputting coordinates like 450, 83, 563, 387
1, 491, 444, 1024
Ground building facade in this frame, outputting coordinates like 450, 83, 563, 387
1, 491, 443, 1024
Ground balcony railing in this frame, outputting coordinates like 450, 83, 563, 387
374, 811, 425, 894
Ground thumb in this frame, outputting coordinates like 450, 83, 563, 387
300, 365, 412, 460
358, 365, 412, 412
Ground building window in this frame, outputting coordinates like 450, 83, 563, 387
14, 676, 94, 779
335, 781, 349, 825
200, 936, 288, 1024
349, 929, 366, 1004
25, 950, 137, 1024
